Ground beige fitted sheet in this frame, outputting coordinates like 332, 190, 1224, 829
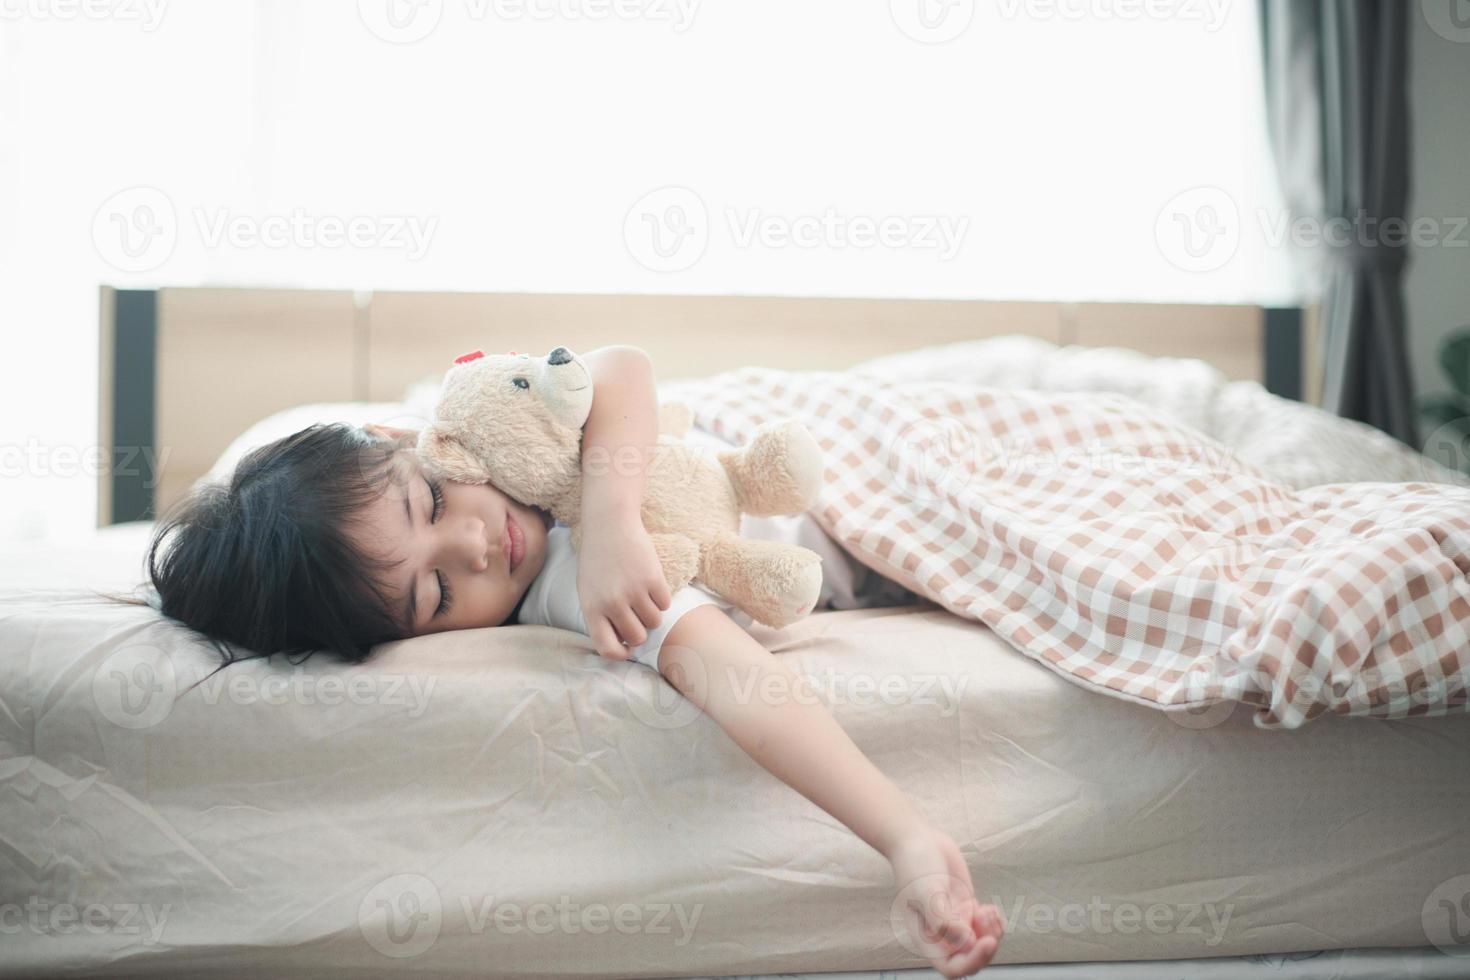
4, 534, 1469, 977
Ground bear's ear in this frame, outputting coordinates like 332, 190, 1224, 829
417, 426, 492, 485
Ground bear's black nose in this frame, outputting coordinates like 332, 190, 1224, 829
548, 346, 572, 365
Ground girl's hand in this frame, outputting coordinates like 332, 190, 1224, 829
886, 825, 1004, 978
577, 513, 673, 659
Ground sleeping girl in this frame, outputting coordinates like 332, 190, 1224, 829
146, 345, 1006, 978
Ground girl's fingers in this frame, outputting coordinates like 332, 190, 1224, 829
590, 619, 626, 659
613, 607, 649, 649
634, 594, 663, 630
651, 579, 672, 610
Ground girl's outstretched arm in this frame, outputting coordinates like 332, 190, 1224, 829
660, 605, 1005, 978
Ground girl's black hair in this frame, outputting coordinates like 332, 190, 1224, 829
146, 422, 413, 674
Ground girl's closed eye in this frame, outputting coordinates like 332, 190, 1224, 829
425, 475, 454, 617
435, 570, 453, 617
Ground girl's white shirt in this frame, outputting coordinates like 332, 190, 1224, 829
514, 427, 915, 671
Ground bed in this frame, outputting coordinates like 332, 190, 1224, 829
4, 289, 1468, 978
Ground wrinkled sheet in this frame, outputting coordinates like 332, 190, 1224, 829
4, 588, 1470, 977
666, 352, 1470, 728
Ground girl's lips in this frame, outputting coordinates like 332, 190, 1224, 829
506, 513, 525, 573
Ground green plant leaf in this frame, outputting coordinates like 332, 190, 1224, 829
1438, 330, 1470, 396
1420, 393, 1470, 432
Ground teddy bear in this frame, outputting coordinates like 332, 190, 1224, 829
416, 345, 826, 629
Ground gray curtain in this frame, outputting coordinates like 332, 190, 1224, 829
1260, 0, 1418, 446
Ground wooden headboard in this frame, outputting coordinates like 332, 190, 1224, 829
98, 287, 1304, 526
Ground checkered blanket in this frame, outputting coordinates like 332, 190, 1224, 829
673, 367, 1470, 729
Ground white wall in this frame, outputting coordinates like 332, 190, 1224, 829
0, 1, 1295, 546
1406, 5, 1470, 431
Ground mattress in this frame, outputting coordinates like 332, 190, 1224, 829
4, 527, 1469, 976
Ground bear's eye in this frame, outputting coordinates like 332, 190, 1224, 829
513, 377, 530, 390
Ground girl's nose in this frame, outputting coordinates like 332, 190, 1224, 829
464, 519, 490, 573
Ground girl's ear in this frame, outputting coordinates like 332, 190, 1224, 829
416, 426, 492, 485
363, 422, 419, 445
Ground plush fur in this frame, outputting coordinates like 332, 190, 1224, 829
417, 347, 825, 629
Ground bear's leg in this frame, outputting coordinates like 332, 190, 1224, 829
697, 532, 822, 629
648, 532, 701, 594
716, 419, 824, 517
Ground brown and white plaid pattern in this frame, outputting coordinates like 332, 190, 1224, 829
674, 367, 1470, 729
